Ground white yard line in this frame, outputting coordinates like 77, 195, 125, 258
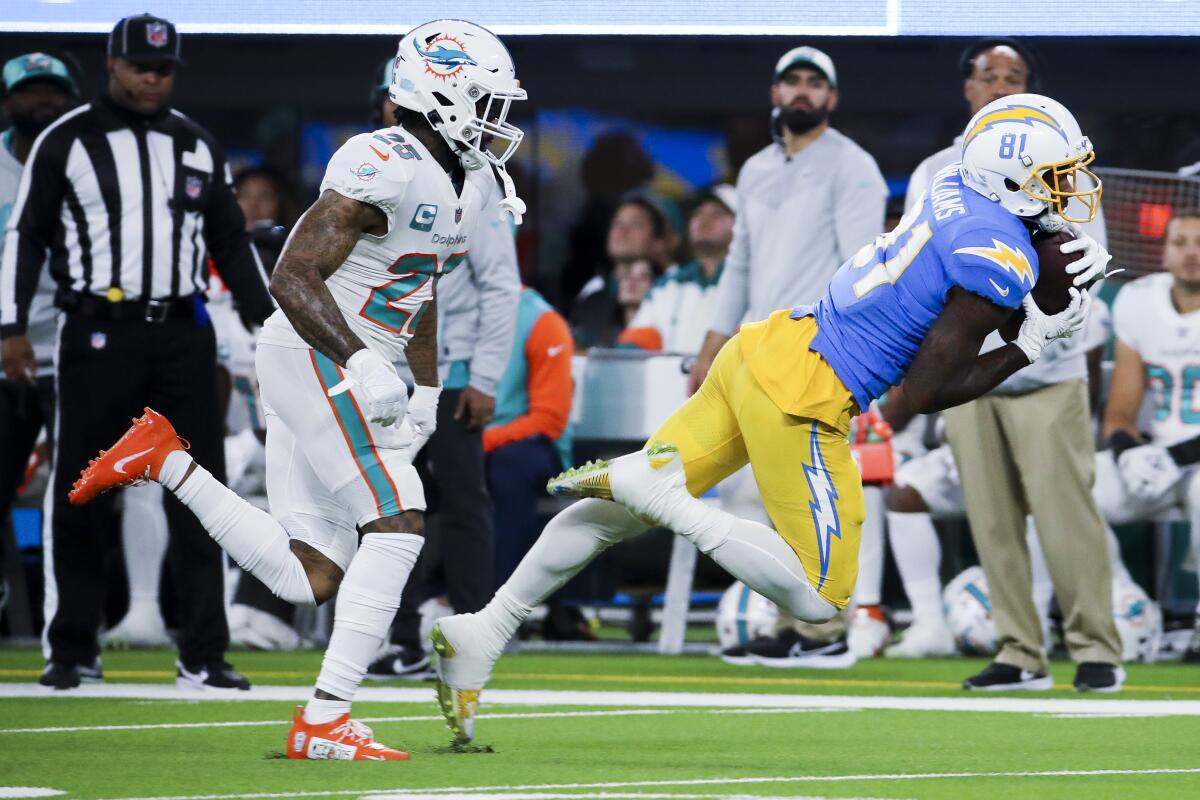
5, 683, 1199, 717
105, 768, 1200, 800
360, 794, 895, 800
0, 708, 853, 735
0, 791, 65, 799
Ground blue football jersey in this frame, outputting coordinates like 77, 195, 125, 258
794, 165, 1038, 412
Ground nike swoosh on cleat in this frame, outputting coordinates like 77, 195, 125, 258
114, 448, 154, 475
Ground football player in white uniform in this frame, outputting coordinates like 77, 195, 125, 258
68, 19, 527, 759
1103, 211, 1200, 663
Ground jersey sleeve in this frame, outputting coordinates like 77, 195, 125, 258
940, 221, 1036, 311
319, 132, 413, 233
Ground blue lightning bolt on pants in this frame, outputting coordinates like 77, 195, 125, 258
648, 314, 866, 609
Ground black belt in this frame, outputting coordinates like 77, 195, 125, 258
56, 290, 198, 323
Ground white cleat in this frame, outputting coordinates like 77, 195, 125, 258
430, 614, 502, 744
847, 606, 891, 658
102, 603, 172, 648
885, 620, 958, 658
228, 604, 303, 651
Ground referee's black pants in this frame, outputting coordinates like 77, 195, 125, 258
46, 311, 229, 667
0, 376, 56, 579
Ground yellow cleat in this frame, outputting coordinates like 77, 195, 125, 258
546, 442, 679, 500
431, 622, 484, 745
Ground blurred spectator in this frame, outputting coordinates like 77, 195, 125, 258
570, 198, 670, 348
688, 46, 887, 668
484, 286, 574, 587
620, 184, 736, 353
0, 15, 274, 690
366, 56, 521, 681
234, 166, 296, 271
561, 132, 656, 304
0, 52, 78, 624
1102, 211, 1200, 664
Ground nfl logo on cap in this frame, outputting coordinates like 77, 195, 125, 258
146, 21, 169, 48
186, 175, 203, 199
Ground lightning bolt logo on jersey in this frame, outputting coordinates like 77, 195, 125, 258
791, 164, 1039, 413
259, 125, 502, 364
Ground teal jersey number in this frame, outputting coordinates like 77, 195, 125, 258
360, 251, 467, 335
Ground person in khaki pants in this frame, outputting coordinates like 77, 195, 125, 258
945, 374, 1124, 692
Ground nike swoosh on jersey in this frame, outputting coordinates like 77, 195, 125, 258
988, 278, 1011, 297
368, 145, 391, 161
114, 447, 154, 474
547, 345, 564, 357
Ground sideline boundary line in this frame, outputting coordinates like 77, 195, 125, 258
3, 683, 1199, 716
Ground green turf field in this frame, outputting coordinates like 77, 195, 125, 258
2, 647, 1198, 800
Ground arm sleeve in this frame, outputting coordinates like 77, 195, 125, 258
1, 130, 69, 337
941, 222, 1034, 311
465, 182, 521, 396
320, 132, 413, 234
482, 310, 574, 453
708, 178, 752, 335
834, 148, 888, 263
203, 144, 275, 326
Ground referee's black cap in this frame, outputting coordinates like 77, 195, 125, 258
108, 14, 184, 65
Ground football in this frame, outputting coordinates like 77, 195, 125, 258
998, 228, 1085, 341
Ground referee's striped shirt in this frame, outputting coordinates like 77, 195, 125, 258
0, 94, 274, 336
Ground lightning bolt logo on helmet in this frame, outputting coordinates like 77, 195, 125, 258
962, 104, 1069, 148
953, 238, 1035, 286
801, 422, 841, 592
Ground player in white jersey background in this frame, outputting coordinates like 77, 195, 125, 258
1103, 211, 1200, 663
68, 19, 528, 759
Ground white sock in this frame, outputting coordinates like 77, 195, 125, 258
160, 450, 315, 606
853, 487, 885, 607
120, 483, 168, 610
313, 532, 423, 703
303, 696, 351, 725
1026, 519, 1053, 637
608, 453, 837, 622
705, 515, 838, 623
479, 499, 645, 649
886, 510, 944, 626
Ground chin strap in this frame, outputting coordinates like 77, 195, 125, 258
494, 165, 526, 226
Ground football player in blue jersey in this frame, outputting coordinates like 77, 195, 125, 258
429, 94, 1114, 744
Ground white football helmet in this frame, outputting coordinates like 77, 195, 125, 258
960, 93, 1101, 224
389, 19, 527, 220
1112, 578, 1162, 663
715, 582, 778, 650
942, 566, 997, 656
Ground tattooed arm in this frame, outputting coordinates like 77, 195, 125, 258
894, 287, 1028, 414
269, 189, 388, 365
405, 299, 439, 387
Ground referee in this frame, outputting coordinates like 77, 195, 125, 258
0, 14, 275, 690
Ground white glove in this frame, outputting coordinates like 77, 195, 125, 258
402, 384, 441, 459
1059, 225, 1118, 287
327, 349, 408, 427
1014, 287, 1092, 364
1118, 444, 1182, 502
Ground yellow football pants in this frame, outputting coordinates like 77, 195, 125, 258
649, 334, 865, 608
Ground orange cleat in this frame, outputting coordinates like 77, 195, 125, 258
68, 407, 187, 506
285, 705, 410, 761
